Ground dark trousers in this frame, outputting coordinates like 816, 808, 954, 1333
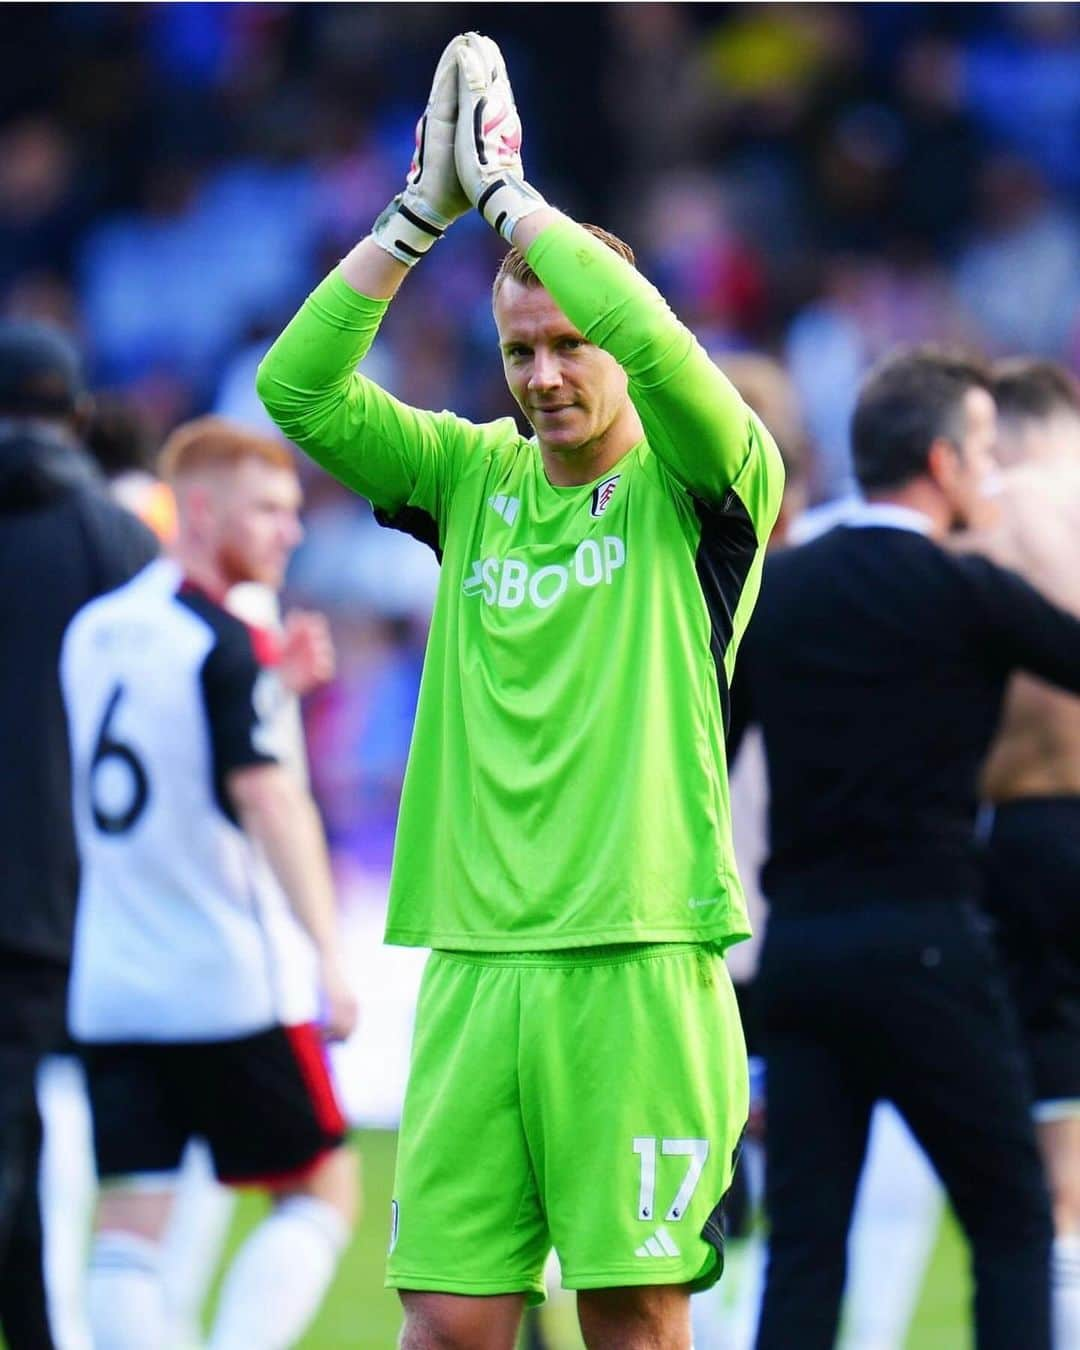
0, 952, 67, 1350
0, 1046, 53, 1349
753, 899, 1052, 1350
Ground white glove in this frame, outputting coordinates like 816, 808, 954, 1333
372, 35, 471, 266
454, 32, 547, 243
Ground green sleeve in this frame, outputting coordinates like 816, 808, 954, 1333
256, 269, 491, 528
525, 218, 785, 539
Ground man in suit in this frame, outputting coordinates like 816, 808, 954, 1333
733, 345, 1080, 1350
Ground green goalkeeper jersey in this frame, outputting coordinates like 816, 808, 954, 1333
258, 219, 784, 951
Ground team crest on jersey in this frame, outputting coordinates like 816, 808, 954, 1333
590, 474, 620, 517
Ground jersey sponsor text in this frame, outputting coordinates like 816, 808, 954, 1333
462, 536, 626, 610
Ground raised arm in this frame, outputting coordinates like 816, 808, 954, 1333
521, 212, 783, 530
255, 37, 482, 525
451, 33, 784, 539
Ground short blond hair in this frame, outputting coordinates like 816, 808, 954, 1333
992, 358, 1080, 422
492, 223, 636, 302
158, 415, 294, 482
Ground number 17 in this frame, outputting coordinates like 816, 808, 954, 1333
632, 1136, 710, 1222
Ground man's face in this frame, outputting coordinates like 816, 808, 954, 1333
213, 458, 303, 590
494, 278, 630, 461
939, 387, 999, 530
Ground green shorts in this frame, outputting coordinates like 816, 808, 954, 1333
386, 943, 748, 1302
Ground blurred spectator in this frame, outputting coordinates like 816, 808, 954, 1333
960, 5, 1080, 193
639, 171, 768, 344
787, 252, 976, 501
7, 5, 1076, 453
894, 37, 985, 252
0, 118, 88, 295
78, 154, 318, 396
954, 156, 1080, 357
811, 102, 906, 253
2, 273, 82, 334
605, 5, 707, 177
701, 4, 863, 136
86, 392, 178, 543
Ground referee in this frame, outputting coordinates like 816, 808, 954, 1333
732, 347, 1080, 1350
0, 324, 156, 1346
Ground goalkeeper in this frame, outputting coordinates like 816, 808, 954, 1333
258, 33, 783, 1350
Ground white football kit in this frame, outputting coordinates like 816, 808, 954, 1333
63, 559, 318, 1042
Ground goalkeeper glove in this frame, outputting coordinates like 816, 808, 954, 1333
454, 32, 547, 243
372, 35, 471, 266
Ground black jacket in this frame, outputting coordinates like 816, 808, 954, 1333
0, 421, 157, 963
731, 523, 1080, 913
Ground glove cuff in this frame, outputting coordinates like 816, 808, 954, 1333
475, 176, 547, 243
371, 192, 452, 267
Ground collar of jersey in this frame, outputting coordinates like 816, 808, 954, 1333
532, 436, 644, 493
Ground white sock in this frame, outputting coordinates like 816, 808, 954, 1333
89, 1231, 168, 1350
841, 1103, 943, 1349
208, 1196, 348, 1350
37, 1055, 96, 1350
160, 1140, 235, 1348
1053, 1234, 1080, 1349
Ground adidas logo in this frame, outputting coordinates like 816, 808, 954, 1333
488, 494, 520, 525
635, 1225, 681, 1259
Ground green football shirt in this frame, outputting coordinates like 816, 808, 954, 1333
258, 218, 784, 951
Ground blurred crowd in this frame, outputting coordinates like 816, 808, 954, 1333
3, 2, 1079, 868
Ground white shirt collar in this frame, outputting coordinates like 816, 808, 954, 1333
841, 502, 935, 536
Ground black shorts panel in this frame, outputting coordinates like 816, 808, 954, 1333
81, 1023, 348, 1184
982, 798, 1080, 1102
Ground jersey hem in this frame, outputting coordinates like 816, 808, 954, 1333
384, 923, 751, 953
432, 942, 710, 969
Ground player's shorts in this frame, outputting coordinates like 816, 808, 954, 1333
387, 943, 748, 1303
982, 798, 1080, 1111
79, 1022, 348, 1185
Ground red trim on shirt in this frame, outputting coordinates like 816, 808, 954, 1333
244, 622, 280, 669
285, 1022, 347, 1135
